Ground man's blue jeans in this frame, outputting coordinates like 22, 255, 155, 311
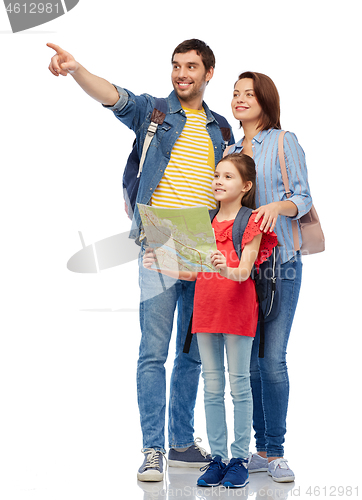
137, 249, 201, 453
250, 252, 302, 458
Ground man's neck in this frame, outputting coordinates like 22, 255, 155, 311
178, 95, 204, 111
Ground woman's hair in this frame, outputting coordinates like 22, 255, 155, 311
236, 71, 281, 131
217, 152, 256, 209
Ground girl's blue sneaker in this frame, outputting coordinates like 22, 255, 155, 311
197, 455, 226, 486
221, 457, 249, 488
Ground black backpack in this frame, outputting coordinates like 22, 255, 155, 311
183, 206, 281, 358
122, 99, 232, 220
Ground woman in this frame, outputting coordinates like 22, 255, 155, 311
228, 72, 312, 483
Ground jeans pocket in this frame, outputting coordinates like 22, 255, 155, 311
280, 258, 297, 281
280, 253, 302, 282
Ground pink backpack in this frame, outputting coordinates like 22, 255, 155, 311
278, 131, 325, 255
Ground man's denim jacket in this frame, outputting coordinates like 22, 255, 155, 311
104, 85, 235, 240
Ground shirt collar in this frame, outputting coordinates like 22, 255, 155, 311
253, 129, 272, 144
235, 128, 273, 148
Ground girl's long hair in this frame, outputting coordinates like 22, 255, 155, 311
217, 153, 256, 209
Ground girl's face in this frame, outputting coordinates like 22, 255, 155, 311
232, 78, 262, 125
212, 161, 252, 205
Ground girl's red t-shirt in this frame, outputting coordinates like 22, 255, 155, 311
192, 213, 278, 337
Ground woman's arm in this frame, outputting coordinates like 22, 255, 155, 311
253, 132, 312, 233
211, 234, 262, 282
143, 248, 198, 281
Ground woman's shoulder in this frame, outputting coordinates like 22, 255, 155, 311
263, 129, 303, 158
265, 128, 297, 139
279, 130, 305, 157
268, 128, 301, 144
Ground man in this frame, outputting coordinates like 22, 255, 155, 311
47, 39, 234, 481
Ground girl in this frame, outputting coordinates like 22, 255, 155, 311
143, 153, 278, 488
228, 72, 312, 483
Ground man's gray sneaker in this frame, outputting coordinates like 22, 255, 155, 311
168, 438, 211, 467
268, 458, 295, 483
137, 448, 166, 482
248, 453, 268, 473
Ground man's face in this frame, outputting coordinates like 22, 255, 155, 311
171, 50, 214, 109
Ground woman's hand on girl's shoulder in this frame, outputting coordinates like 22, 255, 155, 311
253, 202, 280, 233
253, 199, 298, 233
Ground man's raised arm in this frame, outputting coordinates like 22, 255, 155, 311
47, 43, 119, 107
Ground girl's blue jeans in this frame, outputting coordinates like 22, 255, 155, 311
250, 252, 302, 457
137, 249, 201, 453
196, 332, 254, 460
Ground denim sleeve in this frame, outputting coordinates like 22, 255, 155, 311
102, 85, 151, 133
283, 132, 313, 220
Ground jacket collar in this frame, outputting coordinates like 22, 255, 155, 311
167, 90, 214, 122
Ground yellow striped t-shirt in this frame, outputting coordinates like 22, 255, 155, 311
151, 107, 217, 209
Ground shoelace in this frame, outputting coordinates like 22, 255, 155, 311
194, 437, 208, 458
270, 458, 289, 470
141, 448, 167, 471
199, 458, 224, 473
224, 458, 248, 473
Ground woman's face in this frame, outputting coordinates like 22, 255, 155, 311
232, 78, 262, 125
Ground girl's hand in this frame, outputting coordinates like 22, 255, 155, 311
143, 247, 157, 269
211, 250, 228, 276
253, 202, 280, 233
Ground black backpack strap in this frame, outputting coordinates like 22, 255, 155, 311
153, 97, 168, 119
209, 208, 219, 222
183, 313, 193, 354
137, 98, 168, 179
211, 110, 232, 144
232, 206, 253, 260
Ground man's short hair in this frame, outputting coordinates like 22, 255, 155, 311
172, 39, 215, 71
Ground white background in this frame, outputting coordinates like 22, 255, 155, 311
0, 0, 361, 498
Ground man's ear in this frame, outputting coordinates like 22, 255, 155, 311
205, 66, 214, 83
